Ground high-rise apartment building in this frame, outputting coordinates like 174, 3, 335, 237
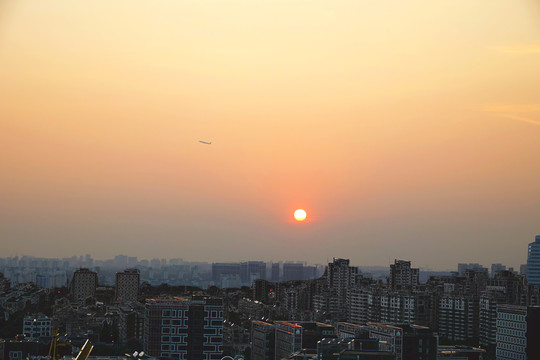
526, 235, 540, 285
327, 258, 358, 318
115, 268, 140, 302
379, 291, 430, 326
496, 304, 540, 360
144, 296, 223, 360
479, 289, 507, 359
71, 268, 97, 302
438, 295, 477, 344
389, 260, 419, 291
251, 321, 275, 360
348, 288, 369, 325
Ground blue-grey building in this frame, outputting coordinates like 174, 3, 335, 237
526, 235, 540, 285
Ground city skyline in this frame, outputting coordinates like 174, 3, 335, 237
1, 1, 540, 269
0, 252, 530, 274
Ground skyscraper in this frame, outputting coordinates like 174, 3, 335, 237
526, 235, 540, 285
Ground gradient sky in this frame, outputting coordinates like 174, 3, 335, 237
1, 0, 539, 269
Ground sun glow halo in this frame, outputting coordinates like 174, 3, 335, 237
294, 209, 307, 221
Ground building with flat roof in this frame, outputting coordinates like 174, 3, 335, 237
71, 268, 97, 302
115, 269, 140, 303
251, 321, 275, 360
274, 321, 335, 360
283, 263, 304, 282
144, 296, 223, 360
22, 314, 51, 341
495, 304, 540, 360
526, 235, 540, 285
437, 345, 485, 360
367, 323, 437, 360
389, 260, 419, 291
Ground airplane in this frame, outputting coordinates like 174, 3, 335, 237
199, 140, 212, 144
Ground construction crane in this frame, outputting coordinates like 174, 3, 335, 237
48, 330, 93, 360
48, 330, 61, 360
75, 340, 93, 360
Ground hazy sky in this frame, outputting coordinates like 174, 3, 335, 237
1, 0, 539, 269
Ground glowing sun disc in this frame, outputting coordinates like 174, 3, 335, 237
294, 209, 307, 221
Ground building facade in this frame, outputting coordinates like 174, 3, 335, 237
71, 268, 98, 302
526, 235, 540, 285
144, 296, 223, 360
115, 268, 140, 302
251, 321, 275, 360
495, 304, 540, 360
22, 314, 52, 340
389, 260, 419, 291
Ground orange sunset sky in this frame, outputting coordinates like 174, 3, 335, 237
1, 0, 539, 269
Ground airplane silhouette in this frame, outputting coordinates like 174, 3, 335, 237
199, 141, 212, 144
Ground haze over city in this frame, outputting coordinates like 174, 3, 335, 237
1, 0, 540, 269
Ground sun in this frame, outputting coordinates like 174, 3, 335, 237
294, 209, 307, 221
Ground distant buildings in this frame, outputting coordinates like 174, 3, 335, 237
71, 268, 97, 302
212, 261, 266, 288
115, 268, 140, 302
0, 272, 10, 291
457, 263, 488, 276
241, 261, 267, 284
144, 296, 223, 360
491, 264, 506, 278
526, 235, 540, 285
283, 263, 304, 282
271, 263, 280, 283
